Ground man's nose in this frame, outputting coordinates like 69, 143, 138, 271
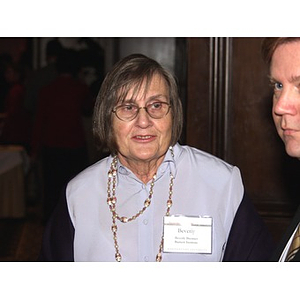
273, 88, 297, 116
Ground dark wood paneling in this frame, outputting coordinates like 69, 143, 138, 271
186, 38, 211, 153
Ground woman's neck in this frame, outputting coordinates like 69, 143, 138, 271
117, 154, 165, 184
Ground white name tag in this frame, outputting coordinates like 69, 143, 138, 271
163, 215, 212, 254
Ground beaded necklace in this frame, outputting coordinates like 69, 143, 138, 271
107, 147, 174, 262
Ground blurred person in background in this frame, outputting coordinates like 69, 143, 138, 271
25, 39, 63, 116
31, 48, 94, 222
0, 62, 31, 151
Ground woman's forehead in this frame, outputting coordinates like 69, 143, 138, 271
116, 73, 168, 104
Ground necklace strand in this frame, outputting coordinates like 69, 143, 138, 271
107, 147, 174, 262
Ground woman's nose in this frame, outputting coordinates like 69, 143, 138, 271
135, 107, 152, 126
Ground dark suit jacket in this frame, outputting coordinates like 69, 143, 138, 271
222, 193, 274, 261
270, 205, 300, 262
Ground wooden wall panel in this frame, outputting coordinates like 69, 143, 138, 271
186, 38, 211, 153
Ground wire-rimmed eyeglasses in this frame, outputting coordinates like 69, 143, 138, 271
112, 101, 171, 121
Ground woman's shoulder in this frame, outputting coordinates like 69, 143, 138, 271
175, 143, 236, 172
67, 156, 111, 192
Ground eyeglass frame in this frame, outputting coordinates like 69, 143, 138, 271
112, 101, 172, 122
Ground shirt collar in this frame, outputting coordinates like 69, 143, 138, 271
114, 144, 178, 181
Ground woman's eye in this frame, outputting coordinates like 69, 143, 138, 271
151, 102, 162, 109
124, 105, 135, 111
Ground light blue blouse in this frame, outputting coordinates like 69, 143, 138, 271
66, 143, 244, 262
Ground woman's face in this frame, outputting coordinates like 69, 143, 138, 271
112, 74, 172, 167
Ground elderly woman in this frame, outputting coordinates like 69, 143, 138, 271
39, 54, 273, 262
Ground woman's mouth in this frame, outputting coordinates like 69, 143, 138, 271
132, 135, 155, 141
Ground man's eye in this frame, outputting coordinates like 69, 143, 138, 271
273, 82, 283, 90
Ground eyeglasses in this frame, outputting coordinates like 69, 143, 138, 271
112, 101, 171, 121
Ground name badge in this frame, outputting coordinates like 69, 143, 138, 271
163, 215, 212, 254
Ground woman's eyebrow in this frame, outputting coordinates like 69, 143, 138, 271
120, 98, 137, 105
120, 94, 168, 105
147, 94, 168, 101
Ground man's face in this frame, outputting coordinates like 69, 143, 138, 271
270, 41, 300, 159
